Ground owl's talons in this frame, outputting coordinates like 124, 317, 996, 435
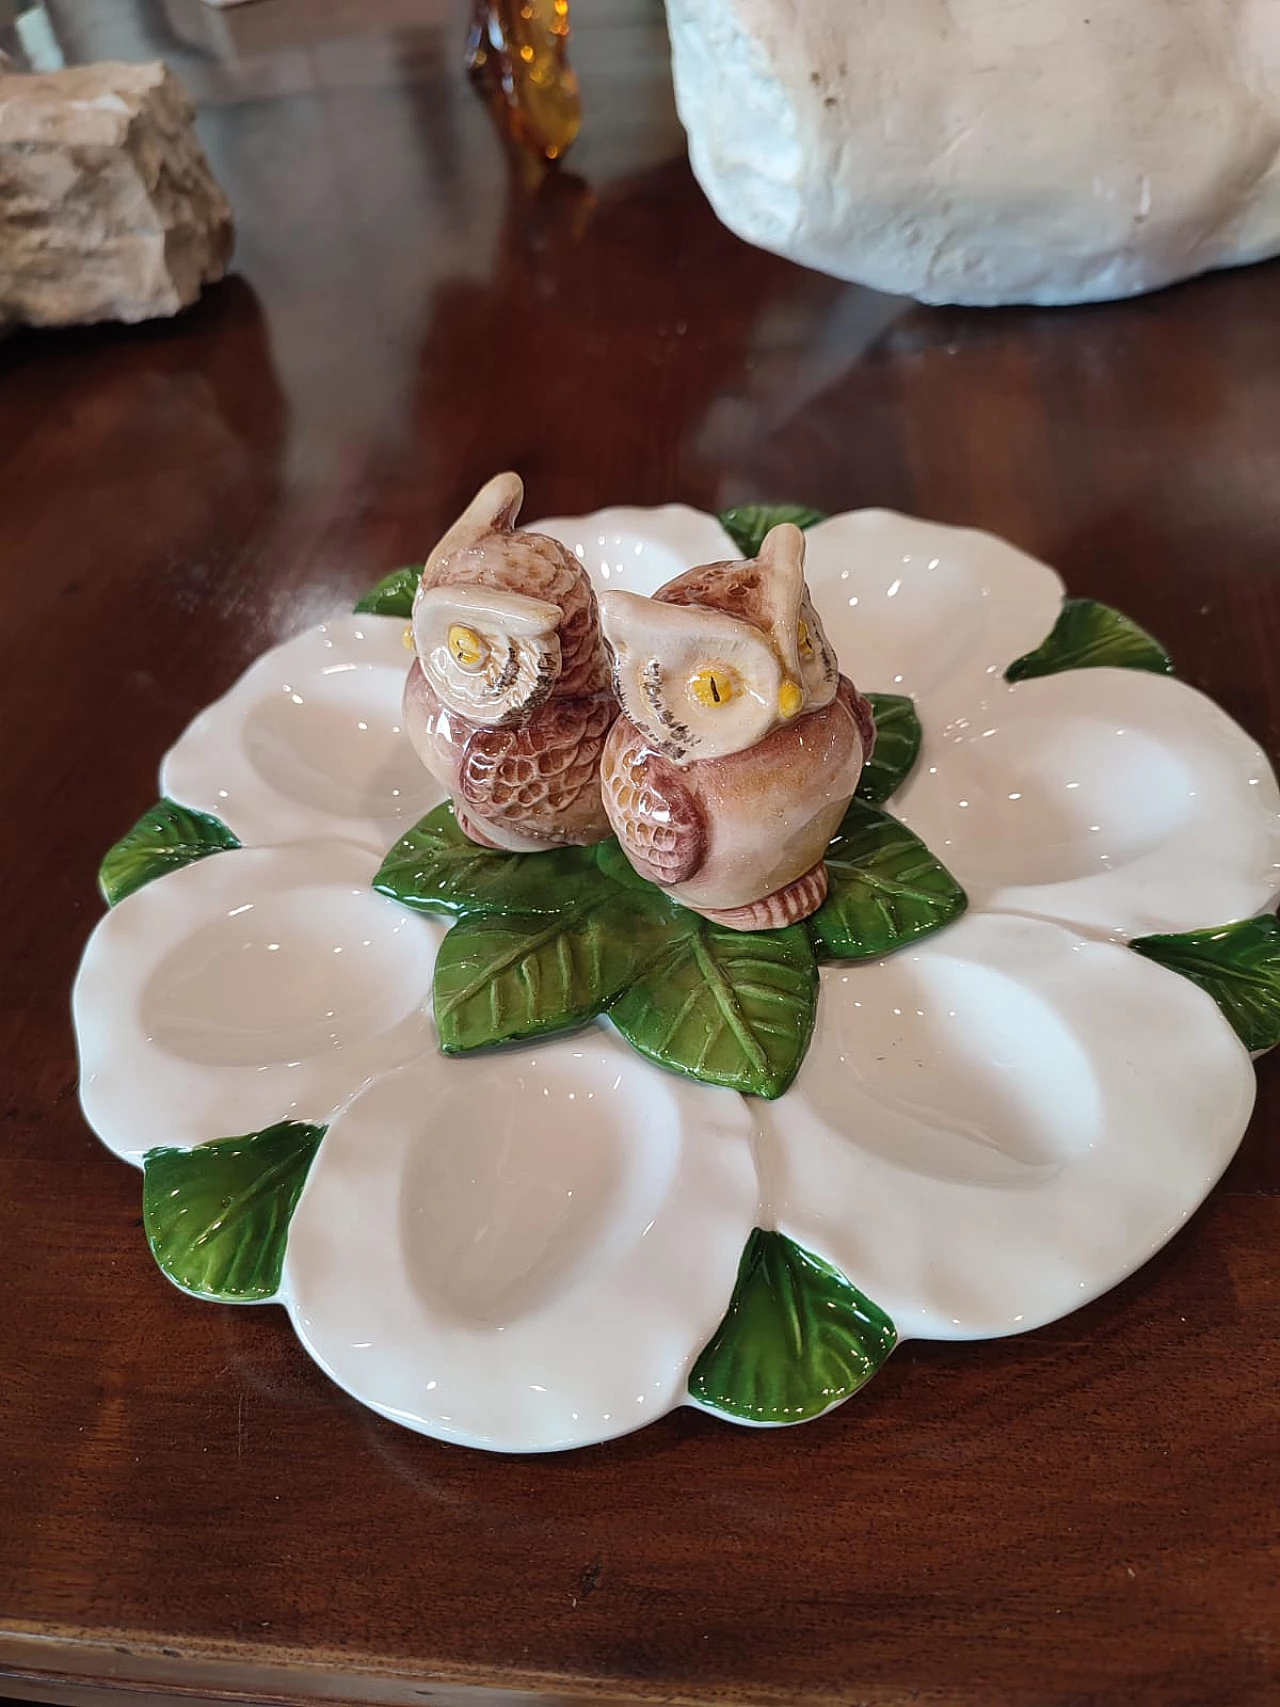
691, 861, 829, 932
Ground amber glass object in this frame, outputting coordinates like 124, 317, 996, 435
466, 0, 581, 164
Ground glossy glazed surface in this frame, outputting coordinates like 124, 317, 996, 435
893, 666, 1280, 937
401, 473, 619, 850
161, 615, 444, 853
286, 1035, 759, 1452
70, 502, 1276, 1452
599, 683, 864, 921
6, 3, 1280, 1703
74, 840, 442, 1165
595, 524, 868, 924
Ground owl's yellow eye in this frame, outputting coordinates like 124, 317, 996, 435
797, 617, 813, 657
689, 665, 739, 709
448, 624, 487, 670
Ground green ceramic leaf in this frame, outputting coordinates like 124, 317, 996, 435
1130, 917, 1280, 1051
374, 801, 607, 917
857, 693, 922, 805
142, 1121, 325, 1302
593, 835, 657, 894
353, 564, 422, 618
99, 799, 241, 906
718, 504, 826, 559
1005, 597, 1173, 683
689, 1229, 897, 1423
609, 918, 817, 1099
433, 892, 673, 1053
810, 799, 967, 961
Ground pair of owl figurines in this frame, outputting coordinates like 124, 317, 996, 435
404, 474, 876, 932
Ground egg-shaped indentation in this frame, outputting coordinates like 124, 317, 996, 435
145, 885, 429, 1069
532, 505, 739, 597
894, 667, 1280, 937
771, 912, 1255, 1341
399, 1051, 648, 1326
806, 953, 1102, 1186
242, 665, 429, 826
800, 511, 1063, 713
283, 1036, 759, 1452
161, 616, 444, 855
903, 710, 1193, 887
74, 842, 441, 1164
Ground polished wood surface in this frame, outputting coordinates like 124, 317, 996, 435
3, 3, 1280, 1704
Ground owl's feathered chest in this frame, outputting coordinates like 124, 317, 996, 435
403, 662, 616, 849
600, 680, 870, 911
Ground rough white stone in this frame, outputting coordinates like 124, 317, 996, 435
0, 60, 232, 326
664, 0, 1280, 306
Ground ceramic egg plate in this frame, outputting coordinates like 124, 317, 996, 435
73, 505, 1280, 1452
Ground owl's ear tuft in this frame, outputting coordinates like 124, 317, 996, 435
467, 471, 524, 535
596, 589, 652, 661
427, 472, 525, 578
755, 522, 807, 675
757, 521, 806, 575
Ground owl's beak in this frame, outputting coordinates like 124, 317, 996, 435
778, 679, 804, 720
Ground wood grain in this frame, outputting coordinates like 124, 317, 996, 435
2, 3, 1279, 1704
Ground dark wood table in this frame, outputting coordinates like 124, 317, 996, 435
3, 3, 1279, 1703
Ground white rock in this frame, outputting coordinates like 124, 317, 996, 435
664, 0, 1280, 306
0, 60, 232, 327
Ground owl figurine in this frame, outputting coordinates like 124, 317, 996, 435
403, 472, 617, 850
597, 524, 876, 930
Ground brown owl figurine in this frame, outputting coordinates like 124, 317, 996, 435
403, 473, 617, 850
597, 523, 876, 930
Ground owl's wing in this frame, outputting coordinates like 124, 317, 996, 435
838, 674, 877, 762
601, 733, 706, 887
458, 697, 615, 843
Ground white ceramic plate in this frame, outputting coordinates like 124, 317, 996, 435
75, 840, 443, 1165
160, 615, 445, 854
285, 1037, 759, 1453
73, 505, 1280, 1451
